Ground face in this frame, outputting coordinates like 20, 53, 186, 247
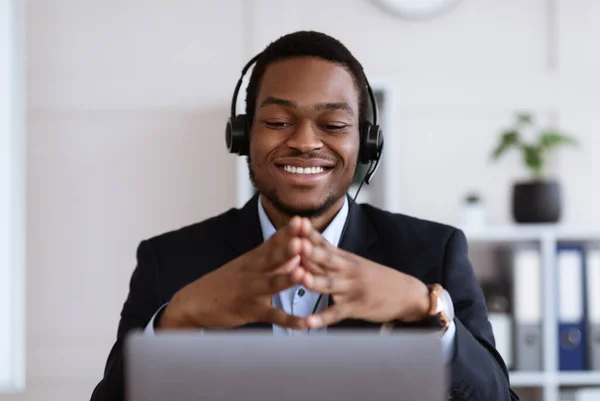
248, 57, 361, 217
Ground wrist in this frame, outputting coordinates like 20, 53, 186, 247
389, 282, 453, 331
395, 279, 430, 323
156, 304, 174, 329
157, 302, 186, 330
412, 281, 431, 322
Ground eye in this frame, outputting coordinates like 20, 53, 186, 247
323, 124, 348, 132
264, 121, 292, 129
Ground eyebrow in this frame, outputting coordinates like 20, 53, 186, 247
259, 96, 354, 116
259, 96, 297, 109
314, 102, 354, 116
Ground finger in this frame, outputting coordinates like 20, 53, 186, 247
301, 241, 347, 272
258, 219, 305, 271
306, 304, 350, 329
302, 272, 350, 294
256, 306, 308, 330
299, 217, 330, 248
254, 261, 306, 295
274, 216, 303, 241
256, 237, 302, 273
300, 255, 326, 276
299, 239, 327, 275
273, 249, 304, 274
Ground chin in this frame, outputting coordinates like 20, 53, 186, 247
266, 190, 339, 218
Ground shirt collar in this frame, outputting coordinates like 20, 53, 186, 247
257, 195, 349, 247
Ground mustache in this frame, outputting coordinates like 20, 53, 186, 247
276, 150, 337, 163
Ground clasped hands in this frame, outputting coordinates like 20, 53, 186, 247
158, 217, 431, 331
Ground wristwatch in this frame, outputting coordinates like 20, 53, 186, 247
380, 283, 454, 334
427, 283, 454, 332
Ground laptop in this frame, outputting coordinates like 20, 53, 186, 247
125, 330, 447, 401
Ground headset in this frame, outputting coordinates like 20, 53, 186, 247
225, 53, 385, 191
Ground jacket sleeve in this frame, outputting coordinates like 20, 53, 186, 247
90, 240, 164, 401
443, 229, 520, 401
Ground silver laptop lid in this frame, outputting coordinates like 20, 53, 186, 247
125, 330, 446, 401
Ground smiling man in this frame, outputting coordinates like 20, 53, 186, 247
248, 55, 360, 228
90, 31, 518, 401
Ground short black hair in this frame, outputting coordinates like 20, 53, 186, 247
244, 31, 370, 129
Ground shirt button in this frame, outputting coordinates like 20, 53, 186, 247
298, 288, 305, 297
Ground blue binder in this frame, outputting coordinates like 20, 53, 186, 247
557, 244, 587, 371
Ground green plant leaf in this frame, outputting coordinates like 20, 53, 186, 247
516, 112, 533, 125
523, 144, 543, 176
492, 130, 521, 159
539, 130, 579, 150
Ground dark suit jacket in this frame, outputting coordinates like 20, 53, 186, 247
90, 195, 519, 401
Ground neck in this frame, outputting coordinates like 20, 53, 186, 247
259, 195, 346, 232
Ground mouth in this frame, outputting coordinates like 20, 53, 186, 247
273, 162, 334, 185
279, 165, 331, 175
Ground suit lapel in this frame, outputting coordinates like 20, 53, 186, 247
225, 193, 264, 256
337, 198, 378, 256
328, 199, 381, 330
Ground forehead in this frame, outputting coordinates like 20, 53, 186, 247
256, 57, 359, 107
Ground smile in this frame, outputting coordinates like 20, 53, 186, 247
274, 163, 333, 185
282, 165, 326, 175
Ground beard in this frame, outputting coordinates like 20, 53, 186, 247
247, 156, 352, 218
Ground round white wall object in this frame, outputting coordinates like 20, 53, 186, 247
373, 0, 462, 19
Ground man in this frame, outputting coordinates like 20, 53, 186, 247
90, 31, 518, 401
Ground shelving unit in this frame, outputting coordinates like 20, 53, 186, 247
461, 224, 600, 401
508, 372, 600, 388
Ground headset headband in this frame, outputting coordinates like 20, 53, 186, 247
230, 53, 379, 128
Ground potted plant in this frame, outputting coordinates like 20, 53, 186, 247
460, 192, 486, 229
491, 112, 579, 223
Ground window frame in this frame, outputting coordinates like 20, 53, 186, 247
0, 0, 26, 393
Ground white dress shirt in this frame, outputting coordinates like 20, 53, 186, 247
145, 195, 456, 363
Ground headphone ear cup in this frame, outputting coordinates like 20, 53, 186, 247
225, 115, 250, 155
359, 122, 382, 163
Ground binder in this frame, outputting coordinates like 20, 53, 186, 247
574, 388, 600, 401
513, 246, 542, 371
481, 279, 513, 370
562, 388, 600, 401
585, 246, 600, 370
557, 245, 587, 371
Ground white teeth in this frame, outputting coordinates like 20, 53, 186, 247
283, 165, 325, 174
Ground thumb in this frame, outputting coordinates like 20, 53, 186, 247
254, 305, 308, 330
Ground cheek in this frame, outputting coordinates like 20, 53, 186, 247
249, 131, 277, 164
336, 136, 360, 166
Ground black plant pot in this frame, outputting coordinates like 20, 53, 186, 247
512, 180, 562, 223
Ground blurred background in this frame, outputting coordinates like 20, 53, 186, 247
1, 1, 600, 401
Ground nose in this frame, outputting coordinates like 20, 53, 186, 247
286, 121, 323, 153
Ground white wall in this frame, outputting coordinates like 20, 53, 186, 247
3, 1, 600, 400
